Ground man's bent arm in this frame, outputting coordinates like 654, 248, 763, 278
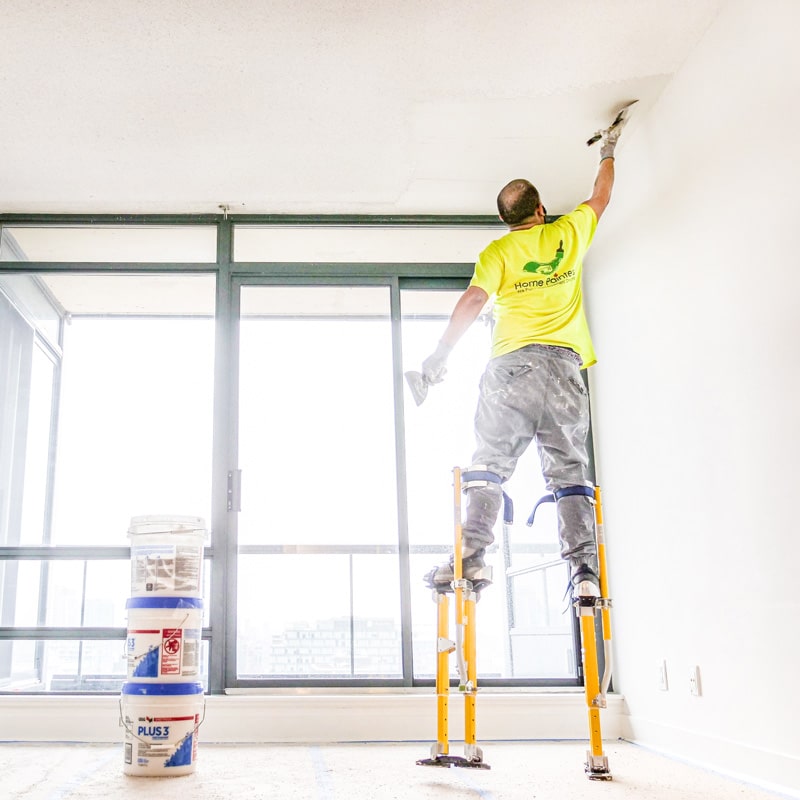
440, 285, 489, 348
583, 157, 615, 221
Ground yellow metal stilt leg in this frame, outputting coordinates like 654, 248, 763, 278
462, 586, 484, 763
417, 466, 489, 770
579, 609, 605, 746
435, 592, 451, 757
452, 466, 465, 684
595, 487, 614, 688
579, 485, 613, 780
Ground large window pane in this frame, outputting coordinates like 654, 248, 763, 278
238, 285, 397, 547
236, 284, 401, 679
1, 271, 215, 693
19, 344, 56, 545
237, 554, 401, 678
0, 291, 35, 552
44, 560, 129, 627
1, 226, 216, 263
0, 561, 41, 628
5, 640, 37, 689
234, 225, 498, 263
47, 274, 215, 545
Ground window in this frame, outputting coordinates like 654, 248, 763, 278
1, 216, 586, 693
0, 265, 215, 691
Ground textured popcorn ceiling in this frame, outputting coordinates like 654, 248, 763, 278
0, 0, 726, 215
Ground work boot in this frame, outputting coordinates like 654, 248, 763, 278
424, 548, 489, 591
571, 565, 600, 601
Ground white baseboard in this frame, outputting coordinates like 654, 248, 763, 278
0, 690, 624, 744
620, 715, 800, 799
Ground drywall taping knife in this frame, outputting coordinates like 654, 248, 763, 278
586, 100, 638, 147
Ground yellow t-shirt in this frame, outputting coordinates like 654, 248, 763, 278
470, 203, 598, 367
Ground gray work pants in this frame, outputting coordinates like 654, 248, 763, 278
463, 343, 598, 577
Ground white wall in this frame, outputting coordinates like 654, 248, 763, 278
586, 0, 800, 795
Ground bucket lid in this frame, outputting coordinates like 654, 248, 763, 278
122, 681, 205, 696
126, 596, 204, 610
128, 515, 207, 537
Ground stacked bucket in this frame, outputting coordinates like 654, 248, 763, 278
120, 515, 208, 777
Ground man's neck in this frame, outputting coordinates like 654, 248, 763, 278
508, 215, 544, 231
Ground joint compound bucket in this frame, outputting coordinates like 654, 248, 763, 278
126, 597, 203, 681
121, 682, 205, 776
128, 515, 207, 596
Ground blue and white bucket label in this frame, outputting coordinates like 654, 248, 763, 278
126, 627, 201, 679
123, 710, 200, 770
121, 685, 205, 774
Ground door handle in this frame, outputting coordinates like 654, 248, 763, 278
227, 469, 242, 512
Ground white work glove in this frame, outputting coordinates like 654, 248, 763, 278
421, 341, 453, 385
600, 126, 621, 161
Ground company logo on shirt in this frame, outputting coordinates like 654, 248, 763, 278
514, 240, 574, 292
522, 240, 564, 275
514, 269, 575, 292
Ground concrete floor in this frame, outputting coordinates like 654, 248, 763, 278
0, 740, 788, 800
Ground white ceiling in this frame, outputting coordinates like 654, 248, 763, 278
0, 0, 725, 217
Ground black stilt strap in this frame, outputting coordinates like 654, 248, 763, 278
527, 485, 594, 526
461, 469, 514, 525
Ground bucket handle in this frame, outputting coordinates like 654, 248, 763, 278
162, 614, 191, 650
119, 697, 207, 745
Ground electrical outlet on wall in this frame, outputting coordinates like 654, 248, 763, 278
688, 665, 702, 696
657, 659, 668, 691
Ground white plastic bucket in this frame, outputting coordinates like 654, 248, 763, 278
126, 597, 203, 681
121, 682, 205, 776
128, 515, 207, 597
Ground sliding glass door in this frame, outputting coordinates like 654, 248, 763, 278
229, 278, 578, 686
234, 282, 403, 681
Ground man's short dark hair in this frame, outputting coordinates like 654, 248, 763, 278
497, 179, 541, 226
